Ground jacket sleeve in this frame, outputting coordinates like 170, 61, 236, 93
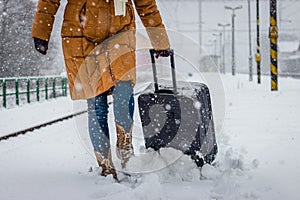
32, 0, 60, 41
133, 0, 170, 50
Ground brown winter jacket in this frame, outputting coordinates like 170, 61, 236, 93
32, 0, 170, 100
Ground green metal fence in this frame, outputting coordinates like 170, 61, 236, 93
0, 76, 68, 108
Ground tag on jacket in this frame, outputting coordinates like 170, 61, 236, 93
114, 0, 128, 16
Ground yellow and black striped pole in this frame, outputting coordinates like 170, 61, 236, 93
269, 0, 278, 91
256, 0, 261, 84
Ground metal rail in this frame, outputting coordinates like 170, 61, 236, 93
0, 110, 87, 141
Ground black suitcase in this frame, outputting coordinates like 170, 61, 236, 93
138, 49, 218, 167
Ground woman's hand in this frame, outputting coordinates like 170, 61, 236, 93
34, 38, 48, 55
154, 49, 172, 58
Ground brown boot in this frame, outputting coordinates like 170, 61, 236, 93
116, 122, 134, 169
94, 150, 118, 180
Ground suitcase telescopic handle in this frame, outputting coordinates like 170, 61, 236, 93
149, 49, 178, 94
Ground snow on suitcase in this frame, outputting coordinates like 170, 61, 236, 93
138, 49, 218, 167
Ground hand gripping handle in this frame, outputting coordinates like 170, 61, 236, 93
149, 49, 177, 94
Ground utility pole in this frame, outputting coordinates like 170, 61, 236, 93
209, 39, 217, 66
209, 39, 217, 57
225, 5, 242, 76
270, 0, 278, 91
213, 32, 222, 73
218, 23, 230, 74
256, 0, 261, 84
199, 0, 202, 56
248, 0, 253, 81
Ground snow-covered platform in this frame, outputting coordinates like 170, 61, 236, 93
0, 74, 300, 200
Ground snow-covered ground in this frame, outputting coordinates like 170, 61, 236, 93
0, 98, 81, 137
0, 74, 300, 200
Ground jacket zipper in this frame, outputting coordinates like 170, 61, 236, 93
105, 50, 115, 84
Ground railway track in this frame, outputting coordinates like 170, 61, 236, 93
0, 110, 87, 141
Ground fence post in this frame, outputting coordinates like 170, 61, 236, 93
62, 78, 67, 96
65, 78, 68, 96
61, 78, 64, 96
27, 79, 30, 104
45, 77, 48, 100
3, 80, 7, 108
15, 79, 19, 106
36, 78, 40, 102
52, 77, 56, 98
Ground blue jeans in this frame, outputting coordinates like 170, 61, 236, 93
87, 81, 134, 158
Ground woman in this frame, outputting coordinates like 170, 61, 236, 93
32, 0, 170, 180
